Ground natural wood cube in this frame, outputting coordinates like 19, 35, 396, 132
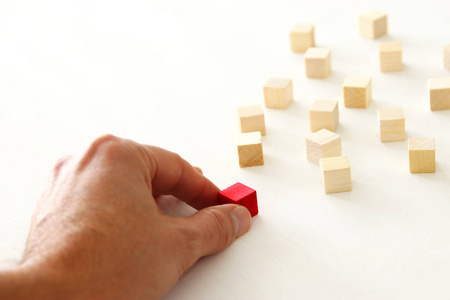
359, 10, 387, 39
320, 156, 352, 194
343, 76, 372, 108
304, 47, 332, 79
408, 138, 435, 173
263, 78, 294, 109
309, 100, 339, 132
428, 77, 450, 111
445, 45, 450, 70
219, 182, 258, 217
378, 108, 405, 142
379, 41, 403, 72
237, 104, 266, 136
306, 129, 341, 165
238, 132, 264, 168
290, 24, 315, 53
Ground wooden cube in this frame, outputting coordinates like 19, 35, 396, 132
263, 78, 293, 109
219, 182, 258, 217
379, 41, 403, 72
238, 132, 264, 168
378, 108, 405, 142
237, 104, 266, 136
408, 138, 435, 173
343, 76, 372, 108
309, 100, 339, 132
429, 77, 450, 111
320, 156, 352, 194
445, 45, 450, 70
290, 24, 315, 53
359, 10, 387, 39
306, 129, 341, 165
304, 48, 332, 79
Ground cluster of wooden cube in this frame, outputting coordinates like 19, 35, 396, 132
237, 105, 265, 168
290, 24, 332, 79
306, 129, 351, 194
233, 9, 447, 198
236, 78, 294, 168
376, 108, 437, 173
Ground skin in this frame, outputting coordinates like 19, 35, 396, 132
0, 135, 252, 300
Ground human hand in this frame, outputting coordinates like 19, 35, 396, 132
0, 135, 252, 300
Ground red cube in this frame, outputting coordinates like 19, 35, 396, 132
218, 182, 258, 217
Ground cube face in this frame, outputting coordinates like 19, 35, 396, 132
305, 48, 332, 79
237, 104, 266, 136
428, 77, 450, 111
378, 108, 405, 142
218, 182, 258, 217
306, 129, 342, 165
290, 24, 315, 53
309, 100, 339, 132
379, 41, 402, 72
445, 45, 450, 70
238, 132, 264, 168
343, 76, 372, 108
408, 138, 435, 173
320, 156, 352, 194
263, 78, 294, 109
359, 10, 387, 39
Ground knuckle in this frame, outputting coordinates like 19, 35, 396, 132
51, 155, 73, 179
76, 134, 133, 172
87, 134, 129, 162
53, 155, 71, 171
90, 134, 121, 152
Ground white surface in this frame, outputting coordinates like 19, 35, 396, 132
1, 0, 450, 299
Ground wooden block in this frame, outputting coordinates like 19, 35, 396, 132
305, 48, 332, 79
343, 76, 372, 108
290, 24, 315, 53
219, 182, 258, 217
408, 138, 435, 173
359, 10, 387, 39
237, 104, 266, 136
429, 77, 450, 111
378, 108, 405, 142
263, 78, 294, 109
320, 156, 352, 194
238, 132, 264, 168
309, 100, 339, 132
379, 41, 403, 72
306, 129, 341, 165
445, 45, 450, 70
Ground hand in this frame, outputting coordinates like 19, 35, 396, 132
0, 135, 252, 300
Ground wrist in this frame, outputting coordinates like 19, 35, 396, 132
0, 267, 21, 300
0, 262, 80, 300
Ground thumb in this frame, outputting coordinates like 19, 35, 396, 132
187, 204, 252, 257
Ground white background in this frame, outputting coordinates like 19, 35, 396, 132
1, 0, 450, 299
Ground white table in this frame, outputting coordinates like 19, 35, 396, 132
1, 0, 450, 299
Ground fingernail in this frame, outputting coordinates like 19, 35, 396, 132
231, 206, 252, 237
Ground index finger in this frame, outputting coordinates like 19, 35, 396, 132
142, 145, 220, 210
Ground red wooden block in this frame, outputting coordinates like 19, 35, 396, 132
218, 182, 258, 217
